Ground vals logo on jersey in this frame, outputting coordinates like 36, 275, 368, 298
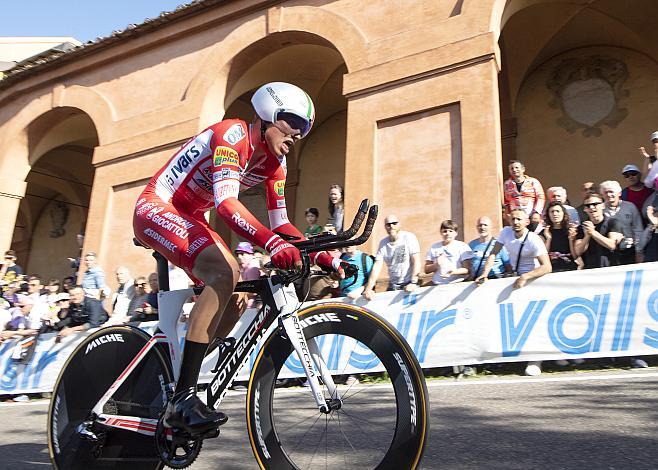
214, 146, 239, 167
274, 180, 285, 197
165, 145, 201, 186
223, 123, 246, 145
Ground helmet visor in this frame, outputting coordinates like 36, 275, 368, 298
274, 111, 311, 138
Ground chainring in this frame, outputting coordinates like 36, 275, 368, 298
154, 415, 203, 469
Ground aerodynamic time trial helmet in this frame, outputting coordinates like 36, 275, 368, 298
251, 82, 315, 138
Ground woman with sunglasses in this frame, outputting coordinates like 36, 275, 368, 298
133, 82, 347, 436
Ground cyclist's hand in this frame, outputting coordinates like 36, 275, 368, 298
269, 236, 302, 270
313, 251, 347, 278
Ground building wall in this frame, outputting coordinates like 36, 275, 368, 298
0, 0, 508, 291
514, 47, 658, 200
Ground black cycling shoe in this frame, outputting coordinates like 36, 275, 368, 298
163, 387, 228, 435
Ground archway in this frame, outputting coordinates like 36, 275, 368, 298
498, 0, 658, 201
12, 108, 97, 281
212, 33, 348, 248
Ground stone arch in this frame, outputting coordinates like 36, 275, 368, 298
496, 0, 658, 203
186, 5, 366, 128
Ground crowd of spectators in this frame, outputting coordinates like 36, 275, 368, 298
4, 134, 658, 397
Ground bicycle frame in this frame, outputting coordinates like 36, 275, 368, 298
88, 198, 377, 437
89, 277, 339, 437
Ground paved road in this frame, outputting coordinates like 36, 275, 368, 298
2, 369, 658, 469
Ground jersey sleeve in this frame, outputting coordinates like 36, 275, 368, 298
263, 166, 304, 240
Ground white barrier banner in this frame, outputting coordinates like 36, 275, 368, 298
3, 263, 658, 394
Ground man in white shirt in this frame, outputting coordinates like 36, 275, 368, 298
475, 209, 552, 376
111, 266, 135, 321
476, 209, 552, 289
424, 220, 473, 285
363, 215, 421, 300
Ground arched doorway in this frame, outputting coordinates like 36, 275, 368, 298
13, 108, 97, 281
498, 0, 658, 201
212, 33, 348, 248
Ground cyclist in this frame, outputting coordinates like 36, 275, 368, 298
133, 82, 344, 436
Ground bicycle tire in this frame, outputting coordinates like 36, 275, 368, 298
47, 325, 173, 470
246, 303, 429, 469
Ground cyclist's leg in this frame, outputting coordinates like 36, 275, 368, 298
134, 194, 238, 434
163, 242, 239, 434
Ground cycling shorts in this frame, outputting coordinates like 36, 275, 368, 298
133, 188, 226, 281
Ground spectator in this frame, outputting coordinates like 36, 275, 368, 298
339, 245, 374, 299
546, 186, 580, 224
42, 278, 61, 304
56, 286, 108, 339
599, 180, 644, 264
621, 164, 654, 214
576, 181, 598, 223
127, 276, 150, 321
111, 266, 134, 323
304, 207, 323, 238
363, 215, 421, 300
529, 211, 544, 234
66, 232, 85, 277
574, 193, 624, 269
2, 280, 21, 307
327, 184, 345, 233
0, 250, 23, 285
25, 276, 50, 328
61, 276, 75, 293
145, 272, 159, 315
642, 204, 658, 262
541, 202, 579, 272
40, 278, 61, 323
306, 248, 342, 301
1, 295, 38, 343
476, 209, 552, 376
476, 209, 552, 289
81, 251, 110, 313
639, 131, 658, 190
235, 242, 263, 308
235, 242, 262, 281
503, 160, 546, 217
424, 220, 473, 285
468, 216, 512, 280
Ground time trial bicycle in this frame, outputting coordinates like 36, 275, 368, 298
47, 199, 429, 469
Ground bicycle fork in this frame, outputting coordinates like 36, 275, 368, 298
279, 313, 342, 413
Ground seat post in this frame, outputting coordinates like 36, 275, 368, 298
152, 251, 170, 292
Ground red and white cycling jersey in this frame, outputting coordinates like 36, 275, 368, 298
134, 119, 304, 274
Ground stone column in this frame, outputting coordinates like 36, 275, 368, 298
0, 178, 27, 252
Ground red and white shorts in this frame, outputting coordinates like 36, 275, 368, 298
133, 189, 226, 282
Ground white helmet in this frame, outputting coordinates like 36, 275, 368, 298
251, 82, 315, 138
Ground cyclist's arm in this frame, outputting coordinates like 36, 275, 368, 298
263, 167, 304, 241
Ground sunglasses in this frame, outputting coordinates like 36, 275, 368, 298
274, 112, 311, 138
385, 221, 399, 227
134, 282, 147, 287
584, 202, 602, 208
623, 172, 639, 177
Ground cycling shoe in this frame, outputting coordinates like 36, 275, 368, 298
163, 387, 228, 435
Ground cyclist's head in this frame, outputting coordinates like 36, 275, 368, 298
251, 82, 315, 140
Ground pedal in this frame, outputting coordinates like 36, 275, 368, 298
76, 421, 101, 442
199, 427, 220, 440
